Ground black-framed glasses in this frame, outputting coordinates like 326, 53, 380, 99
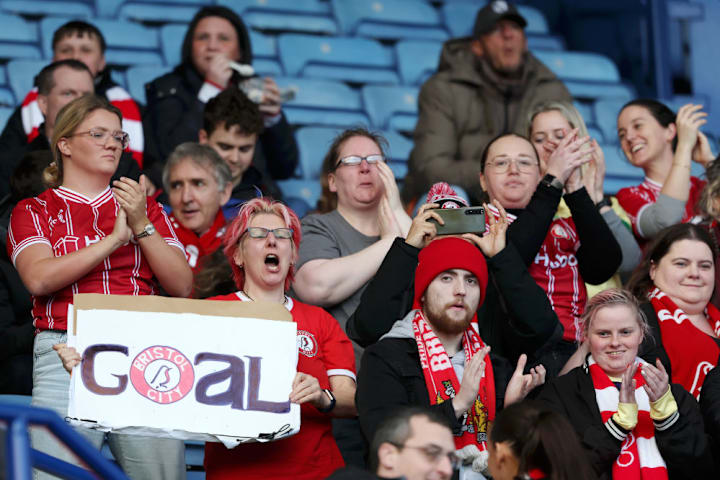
390, 442, 460, 470
244, 227, 294, 239
486, 157, 538, 174
69, 128, 130, 149
334, 154, 385, 169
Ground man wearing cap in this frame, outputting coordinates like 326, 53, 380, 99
403, 0, 572, 205
356, 235, 545, 478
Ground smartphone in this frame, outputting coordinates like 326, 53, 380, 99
428, 207, 486, 236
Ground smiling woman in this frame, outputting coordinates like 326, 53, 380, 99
628, 223, 720, 399
536, 288, 714, 479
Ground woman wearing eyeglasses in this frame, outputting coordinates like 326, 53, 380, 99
479, 133, 621, 375
292, 127, 411, 466
204, 197, 357, 480
7, 94, 193, 479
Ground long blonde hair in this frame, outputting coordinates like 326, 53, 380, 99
44, 94, 122, 188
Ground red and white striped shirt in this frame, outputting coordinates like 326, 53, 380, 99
20, 85, 144, 167
487, 204, 586, 342
616, 176, 705, 240
7, 187, 184, 332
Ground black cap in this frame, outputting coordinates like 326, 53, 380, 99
472, 1, 527, 37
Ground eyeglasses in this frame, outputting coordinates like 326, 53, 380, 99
244, 227, 294, 239
334, 154, 385, 169
69, 128, 130, 149
486, 157, 538, 174
391, 443, 460, 470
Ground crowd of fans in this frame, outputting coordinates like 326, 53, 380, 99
1, 1, 719, 479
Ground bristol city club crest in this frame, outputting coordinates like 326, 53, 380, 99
297, 330, 319, 358
130, 346, 195, 404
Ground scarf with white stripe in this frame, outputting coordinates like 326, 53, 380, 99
588, 355, 669, 479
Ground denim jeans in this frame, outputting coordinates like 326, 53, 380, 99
31, 331, 186, 480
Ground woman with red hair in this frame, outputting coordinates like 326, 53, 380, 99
205, 197, 357, 480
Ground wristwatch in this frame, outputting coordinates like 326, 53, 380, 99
595, 197, 612, 212
135, 223, 156, 239
317, 389, 336, 413
540, 173, 564, 192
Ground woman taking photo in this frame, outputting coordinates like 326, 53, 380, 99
537, 288, 713, 479
627, 223, 719, 399
205, 197, 357, 480
487, 400, 597, 480
615, 100, 714, 243
8, 94, 192, 478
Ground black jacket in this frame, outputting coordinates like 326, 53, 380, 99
142, 64, 298, 198
700, 365, 720, 472
535, 365, 714, 479
356, 336, 512, 447
347, 237, 561, 366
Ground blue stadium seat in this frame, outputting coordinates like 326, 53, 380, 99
564, 81, 635, 103
294, 126, 339, 179
0, 13, 42, 61
527, 34, 564, 52
119, 3, 200, 23
0, 86, 14, 106
6, 59, 45, 104
277, 179, 322, 212
594, 98, 626, 145
249, 30, 283, 77
331, 0, 448, 42
361, 85, 419, 132
0, 64, 7, 87
278, 34, 399, 85
396, 40, 442, 85
274, 76, 370, 127
573, 101, 594, 125
41, 17, 163, 66
383, 130, 413, 163
218, 0, 337, 35
534, 51, 621, 83
389, 161, 408, 180
586, 126, 604, 144
0, 0, 93, 18
602, 143, 644, 195
441, 2, 548, 38
159, 23, 185, 66
126, 65, 172, 105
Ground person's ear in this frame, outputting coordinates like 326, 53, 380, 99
328, 172, 338, 193
37, 95, 48, 117
377, 442, 399, 473
198, 129, 208, 144
57, 136, 71, 156
219, 182, 232, 206
479, 171, 487, 192
649, 260, 657, 281
98, 54, 106, 75
233, 242, 245, 269
666, 122, 677, 144
492, 441, 518, 478
471, 39, 484, 58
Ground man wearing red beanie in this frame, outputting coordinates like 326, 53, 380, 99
357, 235, 545, 478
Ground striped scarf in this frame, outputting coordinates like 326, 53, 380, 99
588, 356, 668, 479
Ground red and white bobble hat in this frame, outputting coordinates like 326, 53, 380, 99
425, 182, 469, 209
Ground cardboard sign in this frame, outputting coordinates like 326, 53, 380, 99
67, 294, 299, 446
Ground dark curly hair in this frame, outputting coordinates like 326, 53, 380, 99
202, 86, 264, 137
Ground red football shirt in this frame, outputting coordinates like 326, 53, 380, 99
204, 292, 355, 480
7, 186, 184, 331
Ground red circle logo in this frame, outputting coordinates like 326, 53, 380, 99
130, 346, 195, 404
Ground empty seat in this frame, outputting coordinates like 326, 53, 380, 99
294, 126, 339, 179
6, 59, 45, 103
564, 81, 635, 103
332, 0, 448, 41
361, 85, 419, 132
274, 76, 370, 127
441, 2, 548, 38
594, 97, 626, 145
218, 0, 337, 35
534, 51, 620, 83
159, 23, 185, 66
0, 64, 6, 86
119, 3, 200, 24
527, 34, 564, 51
41, 17, 163, 66
0, 86, 14, 106
126, 65, 172, 105
383, 130, 413, 163
396, 40, 442, 85
277, 179, 322, 211
0, 13, 42, 61
249, 30, 283, 77
0, 0, 92, 18
278, 34, 399, 85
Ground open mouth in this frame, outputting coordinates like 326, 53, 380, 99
265, 254, 279, 267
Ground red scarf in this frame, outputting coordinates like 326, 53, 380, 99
412, 309, 495, 452
588, 356, 668, 480
648, 287, 720, 399
170, 210, 226, 272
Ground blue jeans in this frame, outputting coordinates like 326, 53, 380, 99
31, 331, 186, 480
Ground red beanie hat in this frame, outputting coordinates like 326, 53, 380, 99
413, 237, 488, 309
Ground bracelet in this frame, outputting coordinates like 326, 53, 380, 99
317, 389, 336, 413
595, 197, 612, 212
